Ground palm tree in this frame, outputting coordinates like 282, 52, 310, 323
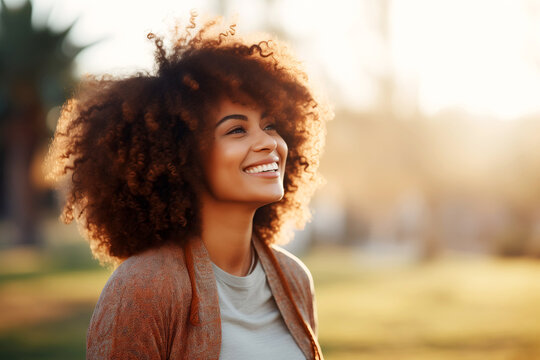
0, 0, 89, 245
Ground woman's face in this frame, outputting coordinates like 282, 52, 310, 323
203, 98, 288, 206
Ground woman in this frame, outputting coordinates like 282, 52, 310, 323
46, 14, 329, 359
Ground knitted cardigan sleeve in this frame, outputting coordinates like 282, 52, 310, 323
86, 246, 188, 360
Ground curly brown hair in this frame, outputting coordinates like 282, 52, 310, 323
45, 16, 329, 265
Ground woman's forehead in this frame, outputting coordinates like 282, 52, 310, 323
213, 96, 261, 118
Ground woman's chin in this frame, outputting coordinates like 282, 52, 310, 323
249, 191, 284, 207
265, 194, 285, 205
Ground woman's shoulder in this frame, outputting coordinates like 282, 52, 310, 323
117, 241, 186, 272
268, 244, 318, 333
269, 244, 314, 288
103, 241, 190, 300
88, 242, 192, 358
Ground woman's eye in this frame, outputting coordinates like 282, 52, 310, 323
264, 123, 277, 131
226, 127, 246, 135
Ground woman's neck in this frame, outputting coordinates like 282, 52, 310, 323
200, 194, 257, 276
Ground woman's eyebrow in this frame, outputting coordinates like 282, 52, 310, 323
216, 114, 248, 128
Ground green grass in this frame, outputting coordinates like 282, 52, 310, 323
305, 246, 540, 359
0, 304, 94, 360
0, 228, 110, 360
1, 231, 540, 359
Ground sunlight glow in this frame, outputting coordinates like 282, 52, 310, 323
391, 0, 540, 119
19, 0, 540, 119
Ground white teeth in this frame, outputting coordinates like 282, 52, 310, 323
245, 162, 279, 174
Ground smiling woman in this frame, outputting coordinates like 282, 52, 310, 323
45, 13, 330, 360
204, 99, 288, 205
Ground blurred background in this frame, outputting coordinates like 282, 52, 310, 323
1, 0, 540, 359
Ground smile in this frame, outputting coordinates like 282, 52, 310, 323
244, 162, 279, 174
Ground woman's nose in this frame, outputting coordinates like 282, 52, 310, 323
252, 128, 277, 152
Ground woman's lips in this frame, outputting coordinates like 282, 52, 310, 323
244, 170, 280, 178
244, 161, 279, 174
243, 161, 280, 178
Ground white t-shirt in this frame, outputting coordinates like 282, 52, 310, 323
212, 259, 306, 360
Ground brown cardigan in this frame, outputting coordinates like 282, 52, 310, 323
86, 237, 323, 359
